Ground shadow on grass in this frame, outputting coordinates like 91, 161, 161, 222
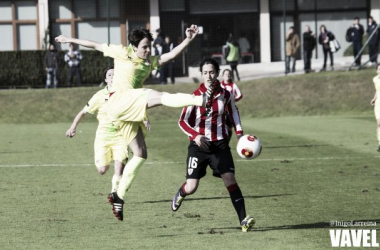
141, 193, 292, 204
215, 219, 380, 232
265, 144, 330, 149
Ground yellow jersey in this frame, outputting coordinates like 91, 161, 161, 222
373, 76, 380, 94
83, 86, 117, 140
102, 44, 159, 92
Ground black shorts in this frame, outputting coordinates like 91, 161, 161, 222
185, 139, 235, 179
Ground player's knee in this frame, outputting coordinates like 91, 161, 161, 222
221, 173, 237, 187
97, 165, 110, 175
134, 149, 147, 159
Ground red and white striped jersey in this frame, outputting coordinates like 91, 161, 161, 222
220, 80, 243, 102
178, 82, 243, 141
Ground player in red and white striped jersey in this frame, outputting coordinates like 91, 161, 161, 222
220, 68, 243, 144
220, 69, 243, 102
178, 77, 243, 141
171, 58, 255, 232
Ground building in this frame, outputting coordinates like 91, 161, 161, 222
0, 0, 379, 75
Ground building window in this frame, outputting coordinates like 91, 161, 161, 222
49, 0, 122, 50
0, 0, 39, 51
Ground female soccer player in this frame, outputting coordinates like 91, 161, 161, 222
220, 69, 243, 101
171, 58, 255, 232
220, 68, 243, 141
66, 66, 127, 193
56, 25, 216, 221
370, 63, 380, 152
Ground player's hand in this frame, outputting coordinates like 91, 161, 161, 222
143, 120, 151, 131
185, 25, 199, 41
55, 35, 69, 44
194, 135, 210, 150
66, 128, 76, 138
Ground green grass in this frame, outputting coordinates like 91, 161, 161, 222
0, 67, 376, 124
0, 116, 379, 250
1, 69, 379, 249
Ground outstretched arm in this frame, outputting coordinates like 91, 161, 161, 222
55, 35, 103, 52
158, 24, 199, 66
66, 109, 87, 138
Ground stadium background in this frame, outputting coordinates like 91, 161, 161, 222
0, 0, 379, 87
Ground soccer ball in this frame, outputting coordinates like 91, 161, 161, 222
237, 134, 262, 159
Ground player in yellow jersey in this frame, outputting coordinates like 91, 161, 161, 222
56, 25, 217, 221
66, 66, 128, 193
370, 63, 380, 152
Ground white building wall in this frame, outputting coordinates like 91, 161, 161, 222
149, 0, 160, 39
260, 0, 271, 62
38, 0, 49, 49
371, 0, 380, 22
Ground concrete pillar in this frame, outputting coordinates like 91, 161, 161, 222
149, 0, 160, 37
371, 0, 380, 22
38, 0, 49, 49
260, 0, 271, 62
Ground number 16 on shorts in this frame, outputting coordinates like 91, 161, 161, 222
188, 157, 198, 176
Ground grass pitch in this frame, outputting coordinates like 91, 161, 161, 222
0, 116, 379, 250
1, 69, 379, 249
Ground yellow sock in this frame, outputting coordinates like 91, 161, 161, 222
161, 93, 203, 107
111, 174, 121, 193
116, 156, 146, 199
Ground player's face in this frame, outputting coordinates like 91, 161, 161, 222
223, 71, 231, 82
134, 38, 151, 59
202, 63, 219, 87
105, 69, 114, 87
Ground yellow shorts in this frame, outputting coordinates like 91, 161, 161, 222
94, 136, 128, 168
107, 89, 151, 128
118, 121, 148, 146
375, 100, 380, 120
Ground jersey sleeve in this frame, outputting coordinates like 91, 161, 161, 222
83, 93, 101, 115
178, 106, 200, 140
150, 55, 160, 70
226, 92, 243, 135
233, 83, 243, 102
102, 43, 124, 59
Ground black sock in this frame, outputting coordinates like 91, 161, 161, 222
227, 183, 246, 223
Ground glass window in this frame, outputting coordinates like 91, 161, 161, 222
297, 0, 315, 11
0, 1, 12, 21
270, 15, 294, 61
75, 1, 96, 18
189, 0, 258, 14
52, 23, 72, 50
0, 24, 13, 50
127, 20, 147, 31
99, 0, 120, 18
160, 0, 185, 11
76, 21, 121, 47
49, 0, 72, 19
316, 11, 366, 57
317, 0, 367, 10
270, 0, 295, 12
15, 1, 37, 20
17, 24, 37, 50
